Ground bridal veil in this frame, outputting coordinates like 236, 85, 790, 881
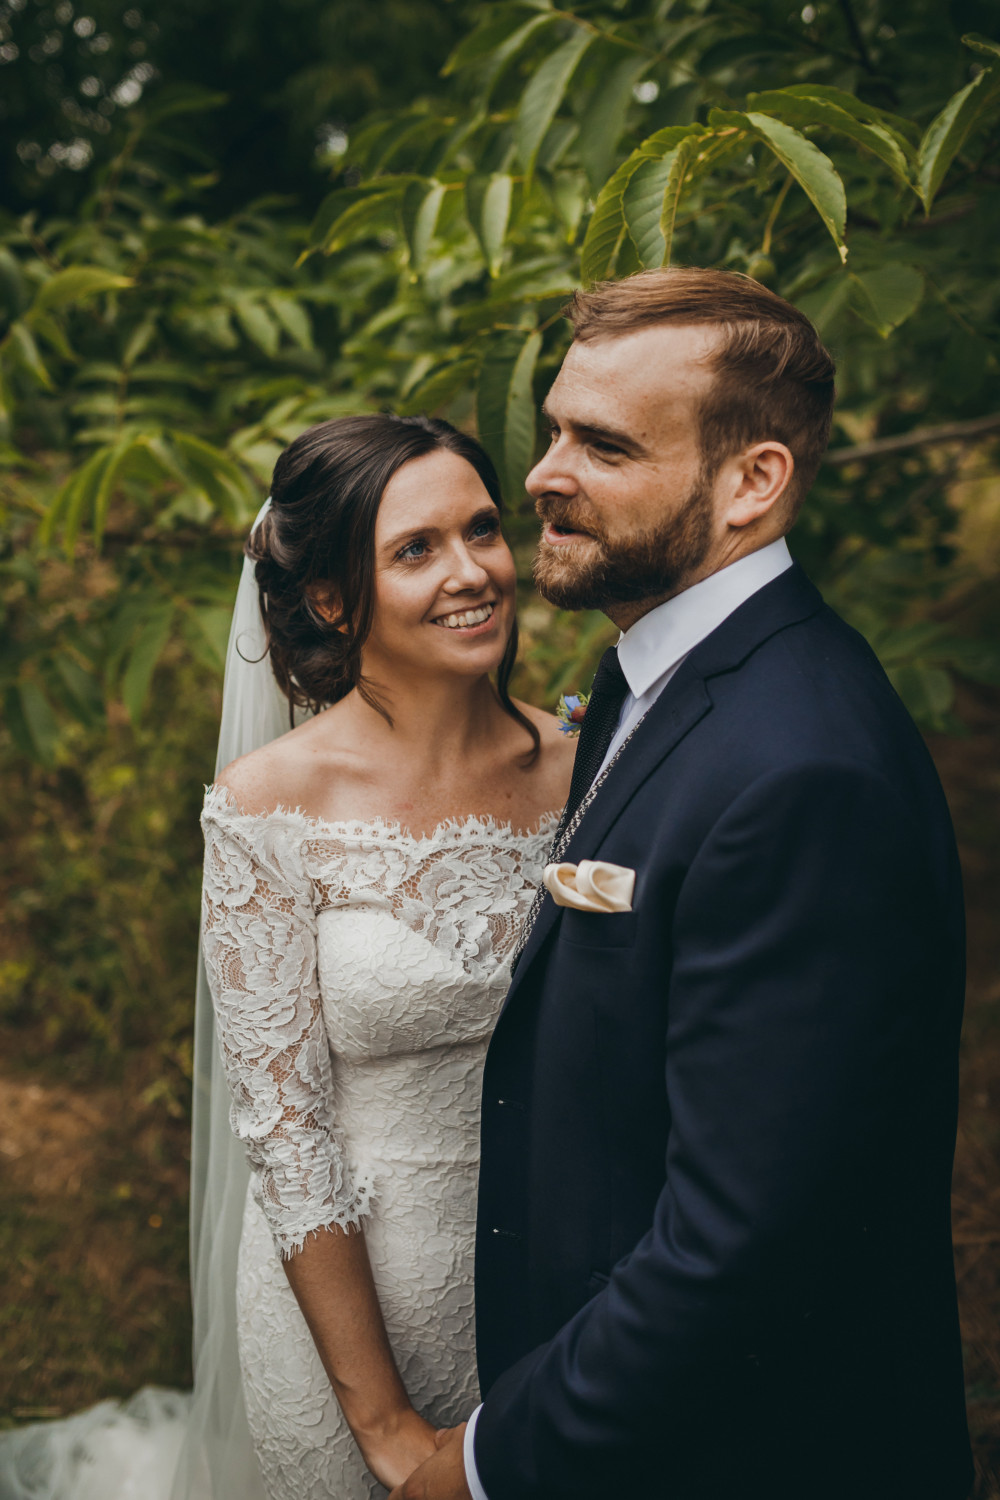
172, 499, 310, 1500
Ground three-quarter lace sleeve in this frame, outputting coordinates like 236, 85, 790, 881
201, 795, 372, 1257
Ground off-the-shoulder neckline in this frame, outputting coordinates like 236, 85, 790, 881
203, 781, 562, 846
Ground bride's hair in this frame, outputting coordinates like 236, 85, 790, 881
247, 412, 539, 756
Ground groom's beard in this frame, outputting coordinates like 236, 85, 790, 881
532, 475, 714, 611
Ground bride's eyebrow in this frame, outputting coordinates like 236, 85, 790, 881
381, 505, 500, 554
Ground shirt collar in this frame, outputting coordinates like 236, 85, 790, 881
616, 538, 794, 700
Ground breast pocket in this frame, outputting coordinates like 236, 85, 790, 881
559, 908, 637, 950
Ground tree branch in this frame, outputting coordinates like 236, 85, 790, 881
824, 413, 1000, 466
836, 0, 874, 73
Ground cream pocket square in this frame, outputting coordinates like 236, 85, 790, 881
543, 859, 635, 914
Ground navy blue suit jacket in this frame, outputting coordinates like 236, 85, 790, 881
474, 565, 972, 1500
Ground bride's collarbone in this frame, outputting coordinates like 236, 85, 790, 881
217, 699, 568, 834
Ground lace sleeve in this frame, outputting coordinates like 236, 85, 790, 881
200, 798, 373, 1258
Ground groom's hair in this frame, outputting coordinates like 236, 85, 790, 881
568, 268, 836, 513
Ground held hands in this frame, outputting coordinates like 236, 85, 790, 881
358, 1408, 439, 1491
387, 1423, 472, 1500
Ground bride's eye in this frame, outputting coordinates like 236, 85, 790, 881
397, 538, 428, 562
470, 517, 500, 541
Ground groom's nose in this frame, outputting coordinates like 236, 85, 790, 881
526, 448, 578, 501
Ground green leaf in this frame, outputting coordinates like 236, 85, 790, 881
963, 33, 1000, 63
476, 330, 542, 502
581, 153, 641, 282
63, 447, 115, 556
5, 321, 54, 390
756, 84, 918, 147
623, 154, 673, 267
15, 681, 60, 765
123, 315, 157, 367
319, 191, 399, 254
712, 109, 847, 261
849, 263, 924, 337
233, 297, 280, 357
52, 653, 104, 726
576, 51, 654, 191
266, 294, 313, 350
658, 134, 706, 265
584, 126, 704, 280
401, 356, 481, 416
442, 10, 550, 74
30, 267, 135, 316
747, 88, 913, 186
169, 433, 249, 521
91, 437, 138, 547
121, 604, 174, 724
795, 271, 851, 334
917, 65, 1000, 211
466, 174, 513, 277
515, 28, 594, 179
401, 180, 447, 271
550, 171, 587, 240
187, 605, 232, 672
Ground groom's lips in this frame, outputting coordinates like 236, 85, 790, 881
542, 522, 593, 545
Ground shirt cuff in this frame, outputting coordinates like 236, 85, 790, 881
463, 1404, 490, 1500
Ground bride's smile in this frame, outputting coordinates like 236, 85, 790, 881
364, 445, 517, 680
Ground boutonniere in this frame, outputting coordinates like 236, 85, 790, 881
556, 691, 590, 737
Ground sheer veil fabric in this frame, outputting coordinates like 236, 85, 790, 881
0, 503, 305, 1500
173, 499, 311, 1500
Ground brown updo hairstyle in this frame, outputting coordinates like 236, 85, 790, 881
246, 412, 540, 758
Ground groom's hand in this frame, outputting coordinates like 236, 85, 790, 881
387, 1422, 472, 1500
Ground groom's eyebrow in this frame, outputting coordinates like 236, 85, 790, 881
541, 403, 646, 457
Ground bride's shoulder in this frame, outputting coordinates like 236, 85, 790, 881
511, 699, 575, 791
210, 710, 347, 819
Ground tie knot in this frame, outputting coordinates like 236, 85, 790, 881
592, 645, 627, 698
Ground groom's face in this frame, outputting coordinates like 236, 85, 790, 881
528, 324, 723, 615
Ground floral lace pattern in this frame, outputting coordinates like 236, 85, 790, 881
200, 784, 556, 1500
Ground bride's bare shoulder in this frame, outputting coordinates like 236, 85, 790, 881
213, 709, 349, 817
512, 699, 576, 789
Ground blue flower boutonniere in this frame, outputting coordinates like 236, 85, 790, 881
556, 691, 590, 737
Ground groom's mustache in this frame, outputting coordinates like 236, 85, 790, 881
535, 496, 604, 541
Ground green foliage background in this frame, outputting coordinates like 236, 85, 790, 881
2, 0, 1000, 1078
1, 0, 999, 1449
1, 0, 998, 1077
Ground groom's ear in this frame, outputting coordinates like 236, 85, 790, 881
721, 441, 795, 530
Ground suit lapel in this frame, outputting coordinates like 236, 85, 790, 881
503, 564, 824, 1007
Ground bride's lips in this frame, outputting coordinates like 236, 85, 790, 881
429, 600, 500, 636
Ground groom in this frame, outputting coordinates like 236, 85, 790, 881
390, 269, 973, 1500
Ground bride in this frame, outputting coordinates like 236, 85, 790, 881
0, 413, 571, 1500
195, 412, 571, 1498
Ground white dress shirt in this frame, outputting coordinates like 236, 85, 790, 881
463, 537, 794, 1500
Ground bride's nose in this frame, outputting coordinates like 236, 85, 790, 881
441, 543, 491, 594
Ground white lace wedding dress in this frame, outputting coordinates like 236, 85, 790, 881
198, 784, 557, 1500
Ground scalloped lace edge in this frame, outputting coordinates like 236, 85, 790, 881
203, 781, 562, 847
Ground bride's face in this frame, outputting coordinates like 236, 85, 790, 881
364, 448, 517, 683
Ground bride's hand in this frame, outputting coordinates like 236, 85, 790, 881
358, 1407, 439, 1489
